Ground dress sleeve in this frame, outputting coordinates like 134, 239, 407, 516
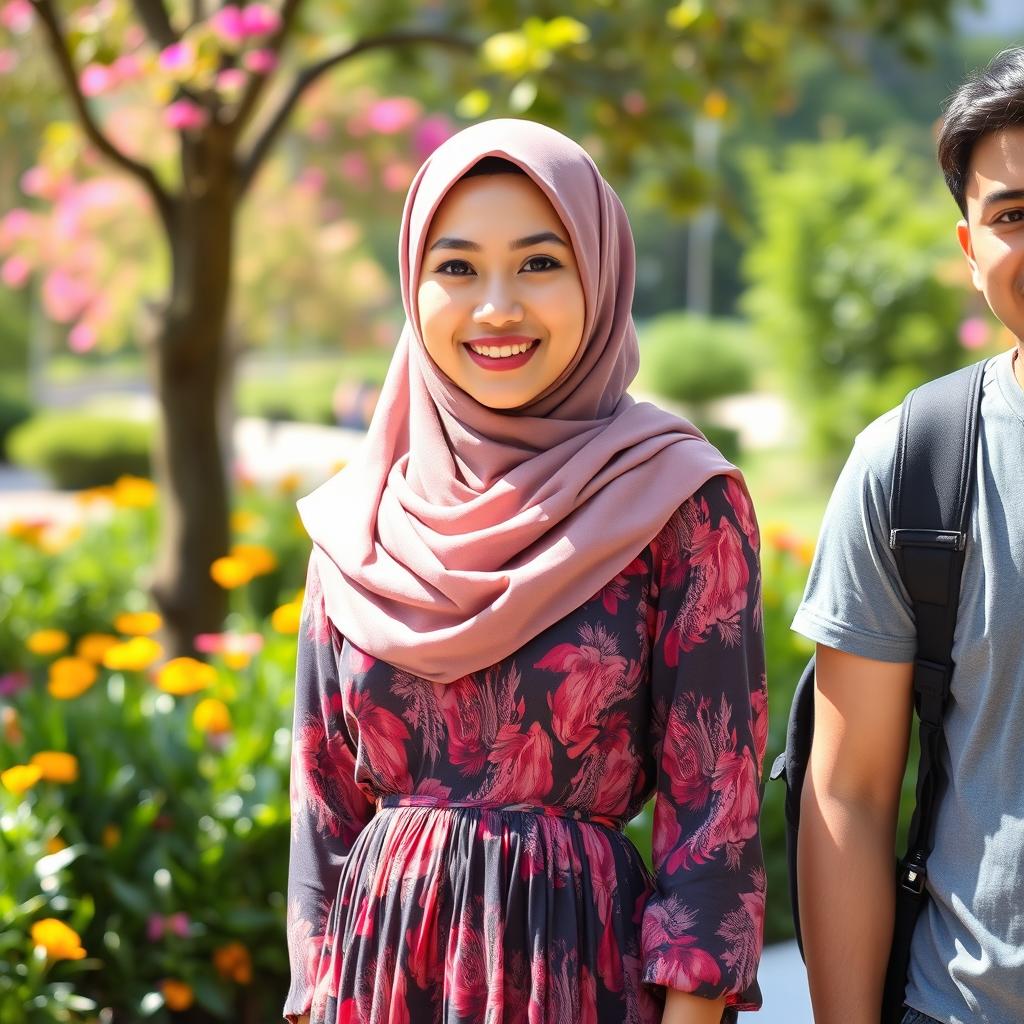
641, 475, 768, 1017
283, 554, 376, 1023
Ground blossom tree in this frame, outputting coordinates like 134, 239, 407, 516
0, 0, 966, 657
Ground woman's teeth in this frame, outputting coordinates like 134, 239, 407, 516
468, 340, 535, 358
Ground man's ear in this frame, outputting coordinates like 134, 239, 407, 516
956, 219, 984, 292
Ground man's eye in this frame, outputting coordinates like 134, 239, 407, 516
436, 260, 475, 276
996, 209, 1024, 223
522, 255, 561, 272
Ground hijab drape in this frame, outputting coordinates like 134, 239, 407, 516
297, 119, 739, 683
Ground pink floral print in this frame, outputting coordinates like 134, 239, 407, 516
284, 476, 766, 1023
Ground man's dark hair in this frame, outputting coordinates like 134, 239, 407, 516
938, 47, 1024, 216
460, 156, 527, 179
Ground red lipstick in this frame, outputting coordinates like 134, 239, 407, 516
463, 335, 540, 372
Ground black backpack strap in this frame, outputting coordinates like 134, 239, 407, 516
881, 358, 985, 1022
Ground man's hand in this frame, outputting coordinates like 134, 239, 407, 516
798, 644, 914, 1024
661, 988, 727, 1023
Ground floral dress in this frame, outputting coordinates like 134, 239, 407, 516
283, 475, 767, 1024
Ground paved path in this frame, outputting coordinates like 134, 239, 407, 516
758, 941, 812, 1023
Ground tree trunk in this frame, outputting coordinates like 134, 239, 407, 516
148, 127, 237, 657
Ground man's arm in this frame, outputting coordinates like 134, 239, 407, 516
798, 644, 914, 1024
662, 990, 727, 1023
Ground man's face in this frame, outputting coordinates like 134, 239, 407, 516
958, 125, 1024, 341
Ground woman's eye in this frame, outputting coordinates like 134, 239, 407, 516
522, 255, 561, 272
436, 260, 475, 276
996, 209, 1024, 224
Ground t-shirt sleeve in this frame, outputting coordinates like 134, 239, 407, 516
283, 554, 376, 1023
792, 415, 917, 663
642, 475, 768, 1017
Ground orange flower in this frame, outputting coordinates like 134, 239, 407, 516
102, 824, 121, 848
114, 611, 163, 636
76, 633, 119, 664
160, 979, 194, 1011
213, 941, 252, 984
703, 88, 729, 120
31, 918, 86, 961
155, 657, 216, 696
1, 764, 42, 795
7, 519, 45, 545
48, 657, 98, 699
230, 542, 277, 577
210, 556, 253, 589
277, 471, 303, 494
270, 602, 301, 634
31, 751, 79, 784
102, 636, 163, 672
112, 474, 157, 508
75, 485, 114, 505
27, 630, 69, 656
193, 698, 232, 734
3, 706, 23, 745
46, 836, 68, 855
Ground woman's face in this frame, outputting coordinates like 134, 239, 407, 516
416, 173, 586, 410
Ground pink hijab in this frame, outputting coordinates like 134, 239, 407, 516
297, 119, 739, 684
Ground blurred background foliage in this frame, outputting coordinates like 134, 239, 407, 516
1, 0, 1022, 1019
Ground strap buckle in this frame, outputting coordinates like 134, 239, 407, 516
889, 528, 966, 552
900, 854, 928, 895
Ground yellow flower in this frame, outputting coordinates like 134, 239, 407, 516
7, 519, 45, 546
102, 824, 121, 849
271, 602, 301, 635
102, 636, 163, 673
223, 650, 251, 670
75, 485, 114, 505
114, 611, 163, 636
31, 751, 79, 784
703, 89, 729, 120
46, 836, 68, 855
112, 474, 157, 508
213, 941, 252, 984
277, 471, 302, 494
193, 698, 232, 734
160, 979, 194, 1011
156, 657, 216, 696
31, 918, 87, 961
797, 539, 817, 566
27, 630, 69, 656
230, 543, 278, 577
210, 556, 253, 590
48, 657, 98, 700
230, 510, 263, 534
76, 633, 119, 664
1, 764, 42, 795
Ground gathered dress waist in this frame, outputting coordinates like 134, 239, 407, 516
376, 793, 625, 831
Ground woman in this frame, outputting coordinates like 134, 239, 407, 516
284, 119, 766, 1024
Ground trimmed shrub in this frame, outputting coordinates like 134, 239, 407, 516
0, 383, 32, 461
8, 413, 152, 489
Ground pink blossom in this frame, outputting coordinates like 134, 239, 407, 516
112, 53, 143, 81
68, 321, 98, 353
366, 96, 421, 135
241, 3, 282, 36
959, 316, 989, 350
216, 68, 248, 94
0, 256, 29, 288
297, 166, 326, 193
167, 912, 190, 938
80, 63, 116, 98
338, 152, 370, 187
210, 5, 246, 46
163, 99, 209, 131
146, 914, 164, 942
193, 631, 264, 655
622, 91, 646, 116
0, 207, 32, 243
307, 116, 331, 142
382, 160, 414, 193
20, 165, 58, 199
157, 41, 195, 75
0, 671, 29, 696
0, 0, 32, 33
413, 114, 454, 160
242, 48, 278, 74
124, 25, 145, 48
41, 269, 92, 323
0, 47, 19, 74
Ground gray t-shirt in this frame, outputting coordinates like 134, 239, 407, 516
793, 348, 1024, 1024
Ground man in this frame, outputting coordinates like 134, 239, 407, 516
793, 48, 1024, 1024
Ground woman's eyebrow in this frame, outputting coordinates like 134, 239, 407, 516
428, 230, 569, 253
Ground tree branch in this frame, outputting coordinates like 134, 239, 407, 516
30, 0, 175, 233
131, 0, 179, 49
236, 29, 476, 196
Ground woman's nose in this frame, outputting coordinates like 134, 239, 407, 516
473, 278, 524, 326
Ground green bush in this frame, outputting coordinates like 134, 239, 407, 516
0, 382, 32, 461
742, 138, 966, 471
637, 312, 755, 406
7, 413, 152, 489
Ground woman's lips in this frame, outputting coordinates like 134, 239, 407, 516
463, 335, 540, 372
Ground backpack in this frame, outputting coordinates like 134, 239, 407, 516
769, 358, 986, 1024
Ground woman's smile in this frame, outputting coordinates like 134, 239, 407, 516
463, 335, 541, 371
